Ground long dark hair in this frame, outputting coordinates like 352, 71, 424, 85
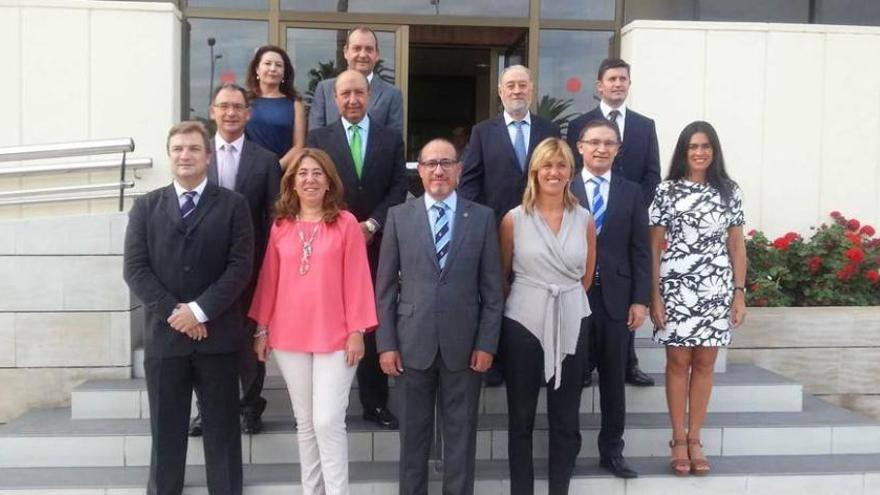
246, 45, 300, 101
666, 121, 736, 204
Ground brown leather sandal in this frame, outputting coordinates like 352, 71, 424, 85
687, 438, 711, 476
669, 439, 691, 476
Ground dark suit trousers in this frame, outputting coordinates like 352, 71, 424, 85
358, 238, 390, 411
145, 352, 242, 495
398, 356, 481, 495
501, 318, 585, 495
238, 317, 267, 418
585, 286, 629, 458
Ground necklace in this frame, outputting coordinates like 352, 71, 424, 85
296, 216, 321, 275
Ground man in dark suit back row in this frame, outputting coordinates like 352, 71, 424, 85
188, 83, 282, 437
307, 68, 408, 429
567, 57, 661, 388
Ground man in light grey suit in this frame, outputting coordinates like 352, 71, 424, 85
376, 139, 503, 495
308, 26, 404, 133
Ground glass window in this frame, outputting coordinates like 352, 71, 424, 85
188, 0, 267, 9
625, 0, 694, 23
816, 0, 880, 26
537, 30, 613, 139
541, 0, 616, 21
281, 0, 528, 17
697, 0, 809, 23
188, 19, 268, 121
285, 27, 396, 111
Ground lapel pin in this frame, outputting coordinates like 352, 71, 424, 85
463, 212, 469, 218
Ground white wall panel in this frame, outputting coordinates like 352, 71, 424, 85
0, 7, 21, 147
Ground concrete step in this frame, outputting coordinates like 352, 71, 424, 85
130, 336, 726, 381
2, 455, 880, 494
72, 364, 783, 421
4, 397, 877, 468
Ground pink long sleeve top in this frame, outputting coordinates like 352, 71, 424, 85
248, 210, 378, 353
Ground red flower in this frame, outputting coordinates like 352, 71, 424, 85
772, 237, 791, 250
866, 270, 880, 284
860, 225, 876, 237
784, 232, 799, 242
808, 256, 822, 274
837, 263, 858, 281
751, 283, 759, 292
747, 229, 757, 237
830, 211, 842, 219
848, 219, 861, 231
845, 232, 863, 246
846, 247, 865, 263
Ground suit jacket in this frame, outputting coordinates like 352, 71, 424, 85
571, 173, 650, 321
124, 182, 255, 358
308, 76, 404, 133
208, 137, 281, 303
375, 196, 503, 371
459, 113, 561, 223
306, 119, 407, 228
567, 107, 661, 206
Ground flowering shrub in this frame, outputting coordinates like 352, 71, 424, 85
746, 212, 880, 306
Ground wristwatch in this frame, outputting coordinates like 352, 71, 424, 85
365, 218, 380, 234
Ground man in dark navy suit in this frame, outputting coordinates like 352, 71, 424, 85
307, 69, 408, 429
571, 119, 650, 479
567, 58, 660, 387
458, 64, 560, 386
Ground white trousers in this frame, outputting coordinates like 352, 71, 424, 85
273, 349, 357, 495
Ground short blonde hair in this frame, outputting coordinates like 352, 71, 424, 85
521, 137, 579, 215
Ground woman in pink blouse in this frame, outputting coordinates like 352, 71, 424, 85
249, 147, 377, 495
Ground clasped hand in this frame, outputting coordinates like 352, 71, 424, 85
167, 303, 207, 341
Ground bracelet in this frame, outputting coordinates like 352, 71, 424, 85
734, 286, 746, 293
254, 328, 268, 339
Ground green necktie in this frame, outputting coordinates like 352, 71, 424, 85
349, 124, 363, 179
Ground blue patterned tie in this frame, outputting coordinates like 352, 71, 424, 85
433, 202, 450, 269
590, 177, 606, 234
513, 120, 527, 171
180, 191, 197, 221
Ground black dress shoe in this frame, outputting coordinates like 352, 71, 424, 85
599, 456, 638, 479
483, 367, 504, 387
625, 365, 655, 387
363, 407, 399, 429
242, 415, 263, 434
188, 414, 202, 437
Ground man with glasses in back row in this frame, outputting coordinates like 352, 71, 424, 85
189, 83, 282, 437
567, 57, 660, 389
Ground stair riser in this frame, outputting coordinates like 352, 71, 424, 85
3, 425, 878, 468
72, 379, 794, 420
0, 473, 878, 494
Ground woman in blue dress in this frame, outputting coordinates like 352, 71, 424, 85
245, 45, 306, 169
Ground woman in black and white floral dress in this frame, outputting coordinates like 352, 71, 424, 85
648, 121, 747, 477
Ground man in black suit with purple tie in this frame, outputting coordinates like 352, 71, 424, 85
567, 58, 660, 387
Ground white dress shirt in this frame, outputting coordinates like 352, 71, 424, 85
172, 178, 210, 323
581, 168, 612, 207
599, 100, 627, 140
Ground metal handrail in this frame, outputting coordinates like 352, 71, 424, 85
0, 138, 134, 162
0, 182, 135, 200
0, 137, 143, 211
0, 189, 145, 207
0, 157, 152, 177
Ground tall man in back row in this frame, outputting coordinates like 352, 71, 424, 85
309, 26, 404, 134
459, 65, 559, 386
567, 57, 660, 387
307, 69, 408, 429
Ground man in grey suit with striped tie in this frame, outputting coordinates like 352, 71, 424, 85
376, 139, 503, 495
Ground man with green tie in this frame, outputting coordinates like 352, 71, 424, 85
306, 68, 407, 430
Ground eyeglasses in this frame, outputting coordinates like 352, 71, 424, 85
687, 143, 712, 151
418, 159, 458, 171
580, 139, 620, 149
212, 103, 249, 112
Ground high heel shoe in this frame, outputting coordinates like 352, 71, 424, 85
668, 439, 690, 476
687, 438, 711, 476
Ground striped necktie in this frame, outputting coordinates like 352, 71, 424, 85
180, 191, 197, 221
590, 177, 606, 234
433, 202, 450, 269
